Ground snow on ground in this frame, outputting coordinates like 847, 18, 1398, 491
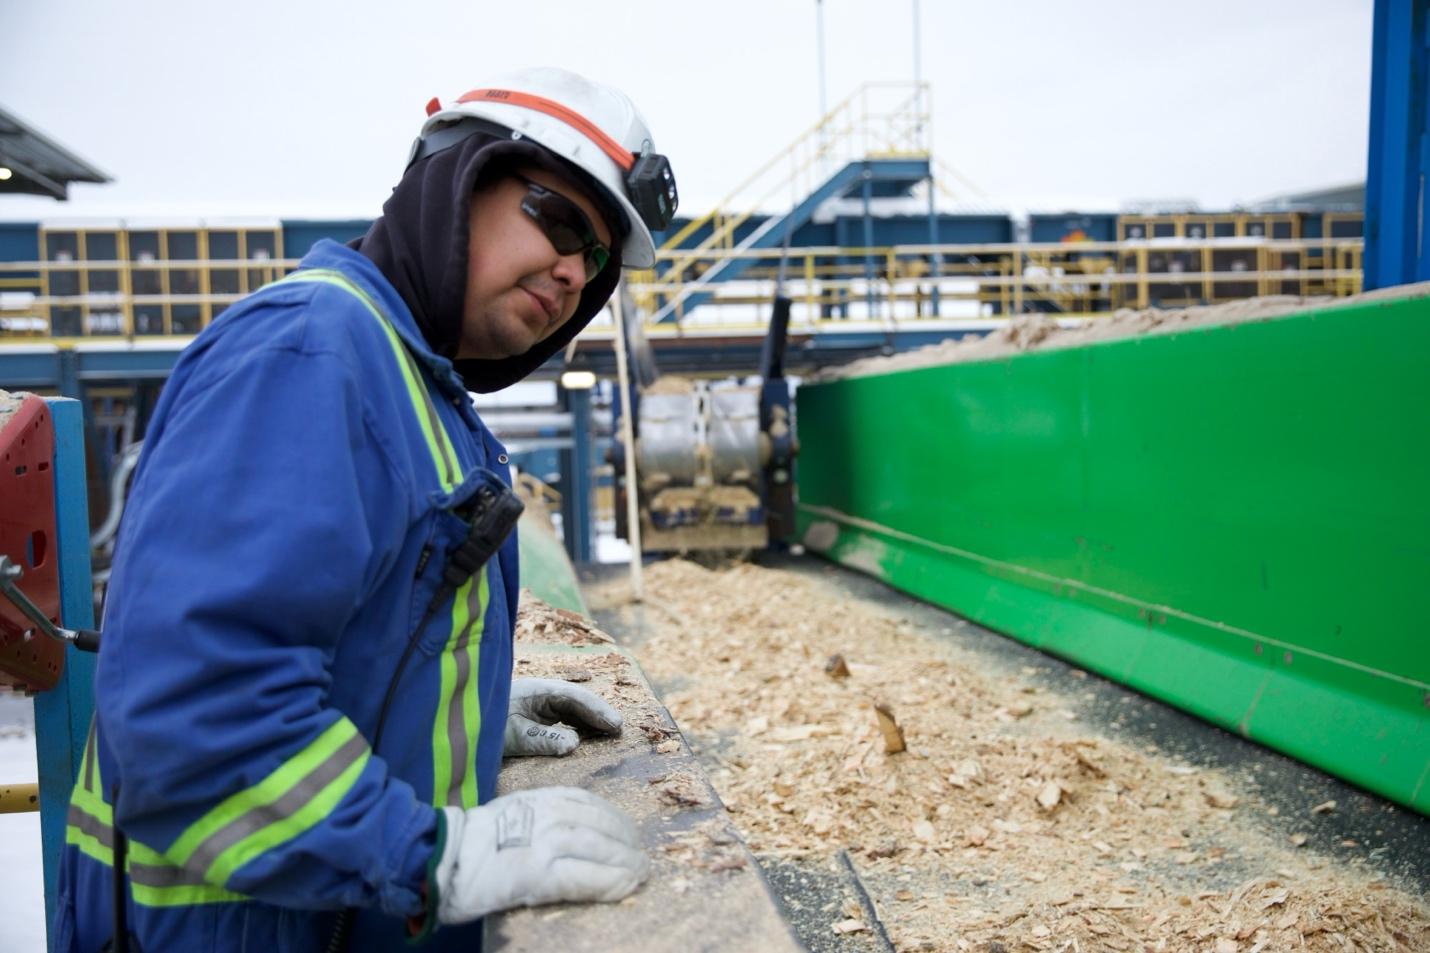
0, 694, 46, 952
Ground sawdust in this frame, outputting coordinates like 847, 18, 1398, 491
0, 389, 22, 426
587, 559, 1430, 952
820, 280, 1430, 381
500, 595, 803, 951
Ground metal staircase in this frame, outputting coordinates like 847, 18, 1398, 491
638, 82, 932, 323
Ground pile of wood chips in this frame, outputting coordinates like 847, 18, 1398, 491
588, 559, 1428, 952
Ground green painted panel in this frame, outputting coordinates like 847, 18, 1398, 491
516, 518, 588, 615
796, 296, 1430, 813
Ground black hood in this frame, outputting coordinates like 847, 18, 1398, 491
354, 129, 622, 393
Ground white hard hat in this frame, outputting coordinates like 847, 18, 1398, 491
415, 67, 677, 269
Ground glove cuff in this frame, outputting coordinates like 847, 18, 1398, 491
405, 808, 451, 943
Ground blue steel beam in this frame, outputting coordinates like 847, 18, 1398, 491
558, 384, 594, 564
32, 398, 97, 950
0, 345, 185, 390
0, 347, 61, 388
556, 324, 996, 379
1364, 0, 1430, 290
7, 322, 990, 391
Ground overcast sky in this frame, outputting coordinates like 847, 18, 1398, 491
1, 0, 1373, 222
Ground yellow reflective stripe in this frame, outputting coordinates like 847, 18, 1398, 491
203, 746, 368, 886
129, 881, 247, 908
65, 812, 112, 868
459, 571, 488, 808
69, 723, 109, 819
431, 570, 489, 808
65, 802, 246, 906
275, 270, 462, 490
82, 718, 99, 795
166, 718, 369, 885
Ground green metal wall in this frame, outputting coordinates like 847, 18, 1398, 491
795, 296, 1430, 813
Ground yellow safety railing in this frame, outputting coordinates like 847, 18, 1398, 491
0, 238, 1365, 343
626, 237, 1366, 329
638, 82, 932, 316
0, 257, 295, 339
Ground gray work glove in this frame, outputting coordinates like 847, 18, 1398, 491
504, 677, 623, 757
433, 787, 649, 924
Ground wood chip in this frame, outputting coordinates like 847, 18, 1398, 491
1204, 789, 1240, 809
873, 701, 906, 754
831, 918, 868, 935
824, 653, 850, 678
1259, 888, 1290, 910
1310, 799, 1337, 815
1036, 780, 1063, 811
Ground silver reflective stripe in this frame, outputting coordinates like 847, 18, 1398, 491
67, 802, 112, 849
442, 582, 485, 806
183, 732, 369, 875
129, 858, 212, 889
67, 803, 214, 888
393, 343, 458, 490
83, 721, 97, 793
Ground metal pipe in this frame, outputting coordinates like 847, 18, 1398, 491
611, 289, 643, 600
0, 781, 39, 814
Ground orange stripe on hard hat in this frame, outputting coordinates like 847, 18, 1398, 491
454, 88, 635, 172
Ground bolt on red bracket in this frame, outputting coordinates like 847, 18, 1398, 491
0, 393, 64, 692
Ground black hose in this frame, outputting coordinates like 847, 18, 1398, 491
112, 785, 129, 953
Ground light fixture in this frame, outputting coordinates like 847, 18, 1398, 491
0, 167, 13, 181
560, 370, 597, 390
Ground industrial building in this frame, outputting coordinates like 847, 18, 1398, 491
1, 3, 1426, 951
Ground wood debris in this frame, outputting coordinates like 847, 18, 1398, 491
589, 559, 1430, 953
824, 653, 851, 678
513, 594, 614, 645
1204, 789, 1240, 810
872, 702, 906, 754
650, 770, 710, 810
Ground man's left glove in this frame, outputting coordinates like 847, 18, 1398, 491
504, 677, 623, 757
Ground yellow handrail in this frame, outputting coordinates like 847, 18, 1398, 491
654, 82, 933, 291
0, 238, 1367, 342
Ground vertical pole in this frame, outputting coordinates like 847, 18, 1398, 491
912, 0, 923, 134
816, 0, 828, 148
927, 169, 942, 316
33, 397, 96, 951
567, 385, 594, 564
1363, 0, 1428, 290
862, 167, 876, 319
610, 292, 643, 601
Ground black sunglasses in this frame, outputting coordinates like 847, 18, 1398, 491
515, 175, 611, 282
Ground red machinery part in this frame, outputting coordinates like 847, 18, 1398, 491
0, 392, 64, 692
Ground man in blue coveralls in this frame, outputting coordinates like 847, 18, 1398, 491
54, 67, 678, 951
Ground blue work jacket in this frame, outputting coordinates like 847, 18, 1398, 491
53, 241, 519, 952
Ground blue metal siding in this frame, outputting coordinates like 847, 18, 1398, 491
281, 219, 372, 258
0, 222, 40, 265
